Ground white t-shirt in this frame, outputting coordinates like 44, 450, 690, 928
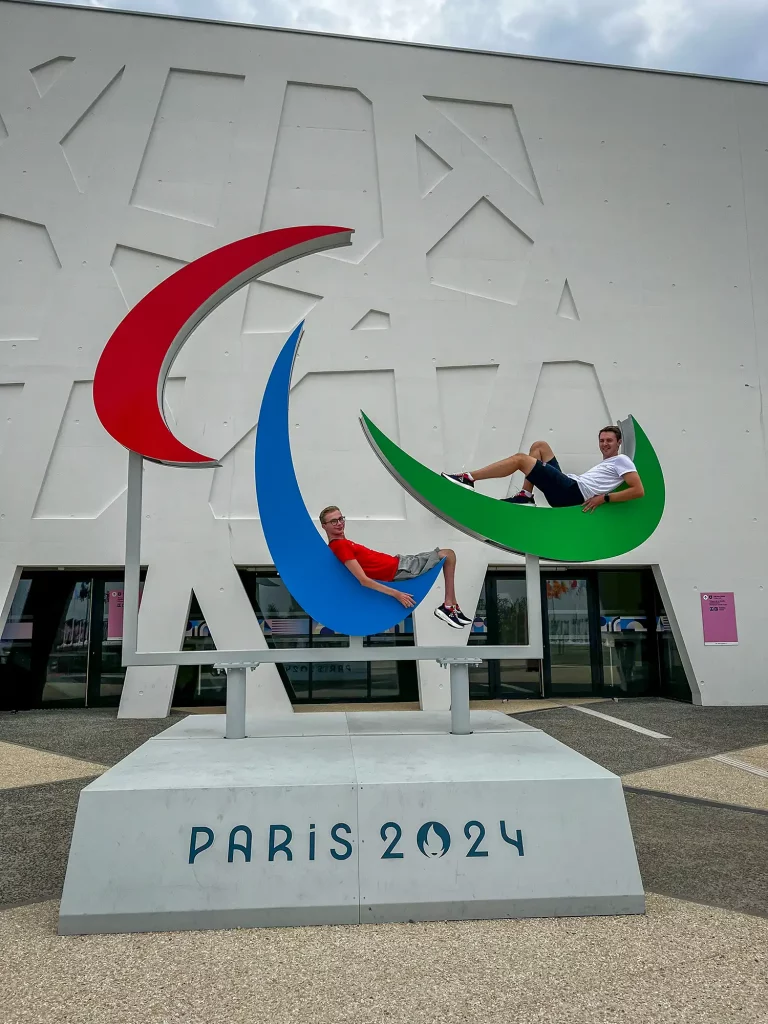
568, 455, 636, 500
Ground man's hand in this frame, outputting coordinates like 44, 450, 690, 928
582, 494, 606, 513
344, 559, 417, 608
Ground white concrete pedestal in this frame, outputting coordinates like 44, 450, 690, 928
59, 711, 644, 934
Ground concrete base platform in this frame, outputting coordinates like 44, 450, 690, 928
59, 711, 644, 934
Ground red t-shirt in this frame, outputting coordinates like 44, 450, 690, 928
329, 538, 398, 582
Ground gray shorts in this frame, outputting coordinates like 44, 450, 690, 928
393, 547, 442, 580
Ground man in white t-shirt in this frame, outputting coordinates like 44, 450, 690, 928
441, 425, 645, 512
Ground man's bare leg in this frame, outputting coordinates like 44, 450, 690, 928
520, 440, 556, 494
470, 441, 556, 491
469, 452, 537, 482
438, 548, 457, 606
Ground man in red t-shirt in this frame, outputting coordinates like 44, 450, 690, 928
319, 505, 470, 629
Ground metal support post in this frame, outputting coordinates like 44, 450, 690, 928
122, 450, 144, 664
225, 666, 247, 739
525, 553, 542, 656
449, 661, 471, 735
437, 657, 480, 736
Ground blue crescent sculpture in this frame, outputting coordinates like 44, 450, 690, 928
254, 322, 444, 636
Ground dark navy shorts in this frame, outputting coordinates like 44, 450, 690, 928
527, 457, 583, 508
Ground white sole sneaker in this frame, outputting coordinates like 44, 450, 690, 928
434, 606, 464, 629
440, 473, 474, 490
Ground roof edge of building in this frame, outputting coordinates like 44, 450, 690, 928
5, 0, 768, 90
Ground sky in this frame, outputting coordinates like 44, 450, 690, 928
62, 0, 768, 81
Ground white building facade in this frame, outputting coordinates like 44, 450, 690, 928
1, 0, 766, 714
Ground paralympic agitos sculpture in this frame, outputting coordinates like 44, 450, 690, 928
93, 227, 665, 636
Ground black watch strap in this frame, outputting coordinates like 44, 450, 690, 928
604, 493, 611, 503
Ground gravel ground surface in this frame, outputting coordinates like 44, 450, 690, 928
1, 699, 766, 1023
2, 894, 767, 1024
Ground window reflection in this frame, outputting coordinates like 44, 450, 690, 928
41, 581, 91, 704
169, 571, 418, 706
598, 572, 650, 696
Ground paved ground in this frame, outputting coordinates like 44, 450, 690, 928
1, 699, 766, 1024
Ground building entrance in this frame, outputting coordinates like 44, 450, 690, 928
468, 567, 689, 702
0, 571, 136, 710
1, 566, 690, 710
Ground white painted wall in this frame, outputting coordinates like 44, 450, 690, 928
1, 0, 767, 710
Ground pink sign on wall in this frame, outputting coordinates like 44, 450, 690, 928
107, 589, 124, 640
700, 592, 738, 645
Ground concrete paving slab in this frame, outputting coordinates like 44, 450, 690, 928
84, 735, 358, 791
154, 712, 349, 740
0, 709, 184, 766
345, 709, 538, 734
512, 705, 694, 775
623, 757, 768, 812
728, 743, 768, 772
577, 699, 768, 756
0, 741, 106, 790
625, 791, 768, 918
0, 778, 87, 905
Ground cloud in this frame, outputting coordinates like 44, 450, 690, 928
52, 0, 768, 81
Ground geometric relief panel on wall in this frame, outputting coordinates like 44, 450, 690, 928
516, 361, 611, 501
0, 111, 8, 142
557, 279, 580, 320
351, 309, 390, 330
30, 56, 75, 97
437, 364, 498, 471
426, 96, 541, 201
0, 383, 23, 457
290, 370, 405, 520
0, 216, 61, 340
110, 245, 186, 309
261, 83, 383, 263
427, 198, 533, 305
415, 136, 451, 197
130, 69, 244, 226
209, 426, 258, 520
60, 68, 125, 193
241, 281, 321, 334
33, 381, 127, 519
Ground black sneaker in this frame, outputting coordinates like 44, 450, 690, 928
434, 604, 465, 629
441, 472, 474, 490
452, 607, 472, 626
502, 491, 535, 505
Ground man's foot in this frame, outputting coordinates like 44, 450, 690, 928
503, 490, 535, 505
451, 606, 472, 626
441, 472, 474, 490
434, 604, 465, 629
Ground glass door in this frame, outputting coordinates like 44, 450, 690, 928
493, 577, 541, 698
597, 571, 654, 697
542, 576, 598, 696
1, 570, 142, 709
42, 579, 92, 706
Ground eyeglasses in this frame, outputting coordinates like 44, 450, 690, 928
324, 516, 345, 526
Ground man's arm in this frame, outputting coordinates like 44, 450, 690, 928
343, 559, 415, 608
582, 471, 644, 513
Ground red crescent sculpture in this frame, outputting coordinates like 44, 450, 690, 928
93, 226, 353, 466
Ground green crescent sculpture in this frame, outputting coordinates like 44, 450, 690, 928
359, 413, 665, 563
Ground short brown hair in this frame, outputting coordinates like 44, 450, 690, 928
319, 505, 340, 524
599, 425, 621, 442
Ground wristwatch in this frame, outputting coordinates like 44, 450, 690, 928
604, 493, 611, 503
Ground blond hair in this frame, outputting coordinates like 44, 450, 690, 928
319, 505, 340, 524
